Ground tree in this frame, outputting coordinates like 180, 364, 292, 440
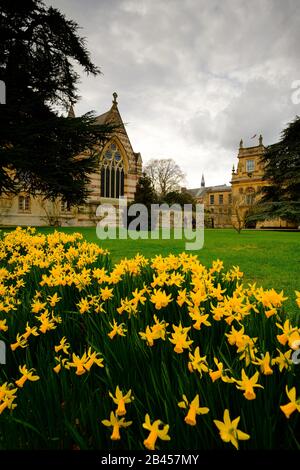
125, 173, 158, 230
0, 0, 114, 205
144, 158, 185, 197
253, 116, 300, 224
162, 190, 195, 207
134, 173, 158, 206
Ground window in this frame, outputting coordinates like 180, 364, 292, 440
18, 195, 30, 212
246, 160, 255, 173
246, 187, 255, 205
210, 194, 214, 205
61, 201, 71, 213
239, 188, 244, 194
219, 194, 223, 205
228, 194, 232, 204
100, 142, 125, 198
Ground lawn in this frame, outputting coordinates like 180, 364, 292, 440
2, 226, 298, 316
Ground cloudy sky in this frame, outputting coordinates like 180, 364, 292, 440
47, 0, 300, 188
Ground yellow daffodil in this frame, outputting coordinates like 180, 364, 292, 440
0, 319, 8, 332
143, 414, 170, 450
214, 409, 250, 449
77, 298, 90, 314
10, 334, 28, 351
276, 320, 300, 348
253, 352, 273, 375
54, 337, 70, 354
188, 346, 209, 376
47, 292, 61, 307
280, 386, 300, 419
0, 382, 18, 414
150, 288, 172, 310
15, 365, 40, 388
178, 394, 209, 425
234, 369, 263, 400
209, 358, 233, 383
109, 386, 134, 416
169, 323, 193, 353
101, 411, 132, 440
295, 291, 300, 308
100, 286, 114, 301
108, 319, 127, 339
272, 349, 293, 372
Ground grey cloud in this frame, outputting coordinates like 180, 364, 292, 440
46, 0, 300, 187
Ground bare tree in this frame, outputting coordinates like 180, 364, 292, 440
144, 159, 185, 197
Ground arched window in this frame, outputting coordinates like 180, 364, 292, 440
100, 142, 125, 198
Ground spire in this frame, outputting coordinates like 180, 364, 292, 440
112, 92, 118, 105
201, 173, 205, 187
259, 134, 263, 146
239, 138, 243, 149
67, 105, 75, 118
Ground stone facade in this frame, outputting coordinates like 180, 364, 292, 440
185, 135, 298, 229
0, 93, 142, 227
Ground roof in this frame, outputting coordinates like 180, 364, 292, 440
95, 111, 110, 125
185, 184, 231, 197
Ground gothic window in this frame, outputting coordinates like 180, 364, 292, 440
219, 194, 223, 205
210, 194, 214, 205
18, 195, 31, 212
100, 142, 125, 198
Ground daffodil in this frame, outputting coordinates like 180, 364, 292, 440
15, 365, 40, 388
178, 394, 209, 425
0, 382, 17, 414
102, 411, 132, 440
295, 291, 300, 308
188, 346, 209, 376
47, 292, 61, 307
209, 358, 233, 383
150, 288, 172, 310
0, 319, 8, 332
272, 349, 293, 372
280, 386, 300, 419
214, 409, 250, 449
169, 323, 193, 353
143, 414, 170, 450
188, 308, 211, 330
10, 334, 28, 351
108, 319, 127, 339
253, 352, 273, 375
100, 286, 114, 301
77, 298, 90, 314
234, 369, 263, 400
109, 386, 134, 416
22, 322, 39, 340
276, 320, 300, 348
54, 337, 70, 354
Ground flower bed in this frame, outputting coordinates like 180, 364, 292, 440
0, 227, 299, 450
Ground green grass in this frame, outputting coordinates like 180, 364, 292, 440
2, 226, 299, 314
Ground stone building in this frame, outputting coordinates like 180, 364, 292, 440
185, 135, 297, 229
0, 93, 142, 226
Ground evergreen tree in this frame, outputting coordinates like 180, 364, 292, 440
255, 116, 300, 224
0, 0, 114, 204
